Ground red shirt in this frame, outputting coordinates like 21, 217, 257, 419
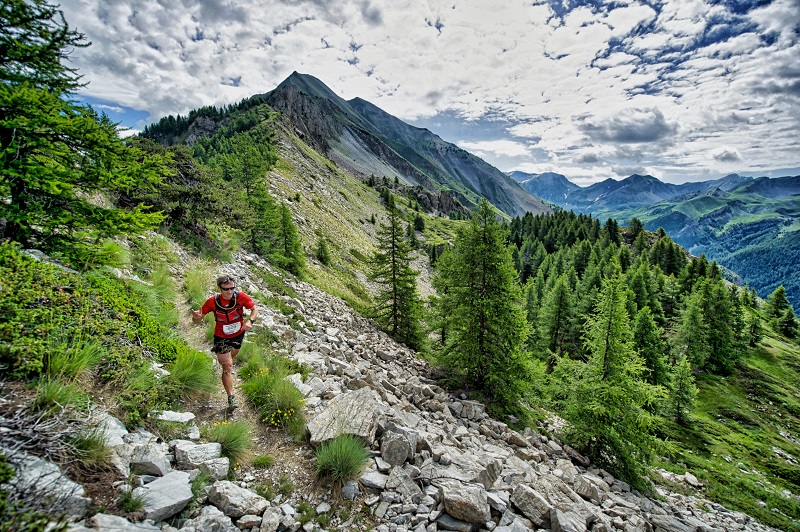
201, 291, 255, 338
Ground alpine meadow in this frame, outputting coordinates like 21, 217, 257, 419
1, 2, 800, 532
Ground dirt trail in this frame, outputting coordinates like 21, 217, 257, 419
174, 285, 319, 498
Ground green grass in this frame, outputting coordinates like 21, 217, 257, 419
204, 420, 253, 468
252, 454, 275, 469
129, 233, 179, 271
68, 429, 112, 472
117, 488, 145, 513
239, 347, 307, 434
184, 263, 213, 309
277, 474, 294, 496
190, 470, 212, 501
168, 349, 216, 397
45, 335, 104, 382
254, 481, 277, 500
653, 332, 800, 530
33, 379, 88, 415
315, 434, 369, 484
133, 265, 180, 328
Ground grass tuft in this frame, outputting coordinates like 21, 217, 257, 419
168, 349, 216, 397
184, 264, 212, 309
45, 335, 105, 382
68, 429, 112, 472
117, 488, 145, 513
315, 434, 369, 484
252, 454, 275, 469
34, 379, 87, 415
205, 420, 253, 467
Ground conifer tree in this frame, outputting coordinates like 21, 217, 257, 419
777, 308, 798, 338
632, 307, 668, 386
554, 276, 664, 487
271, 203, 305, 276
369, 204, 424, 350
435, 199, 529, 409
1, 0, 166, 261
538, 273, 577, 367
765, 286, 792, 320
315, 235, 331, 266
668, 352, 697, 424
670, 290, 709, 368
744, 308, 764, 347
696, 279, 741, 374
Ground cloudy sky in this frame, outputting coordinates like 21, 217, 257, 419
61, 0, 800, 185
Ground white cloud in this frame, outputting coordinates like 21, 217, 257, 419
57, 0, 800, 185
457, 139, 532, 158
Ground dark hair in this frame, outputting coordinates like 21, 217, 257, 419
216, 274, 235, 287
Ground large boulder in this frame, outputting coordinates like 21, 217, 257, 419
2, 447, 91, 518
133, 470, 193, 522
307, 387, 383, 446
174, 441, 223, 469
510, 484, 553, 528
434, 479, 490, 525
208, 480, 269, 518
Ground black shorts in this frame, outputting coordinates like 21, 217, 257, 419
212, 332, 245, 354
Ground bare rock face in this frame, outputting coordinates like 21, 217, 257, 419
307, 386, 383, 446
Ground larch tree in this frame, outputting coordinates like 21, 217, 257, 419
369, 204, 423, 350
632, 306, 668, 386
435, 199, 530, 410
1, 0, 166, 262
554, 276, 664, 488
668, 352, 697, 425
272, 202, 305, 277
537, 273, 578, 368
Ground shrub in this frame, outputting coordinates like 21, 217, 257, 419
205, 421, 252, 466
315, 434, 369, 484
168, 350, 216, 397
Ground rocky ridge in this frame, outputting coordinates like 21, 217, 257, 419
13, 250, 777, 532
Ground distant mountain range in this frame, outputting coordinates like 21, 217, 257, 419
261, 73, 549, 218
512, 170, 800, 309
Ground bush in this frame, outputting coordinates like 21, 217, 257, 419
205, 421, 252, 467
315, 434, 369, 484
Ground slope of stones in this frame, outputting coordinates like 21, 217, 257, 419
24, 249, 777, 532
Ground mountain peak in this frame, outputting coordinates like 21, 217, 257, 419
274, 72, 345, 103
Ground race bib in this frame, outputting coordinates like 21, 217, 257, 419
222, 322, 241, 335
